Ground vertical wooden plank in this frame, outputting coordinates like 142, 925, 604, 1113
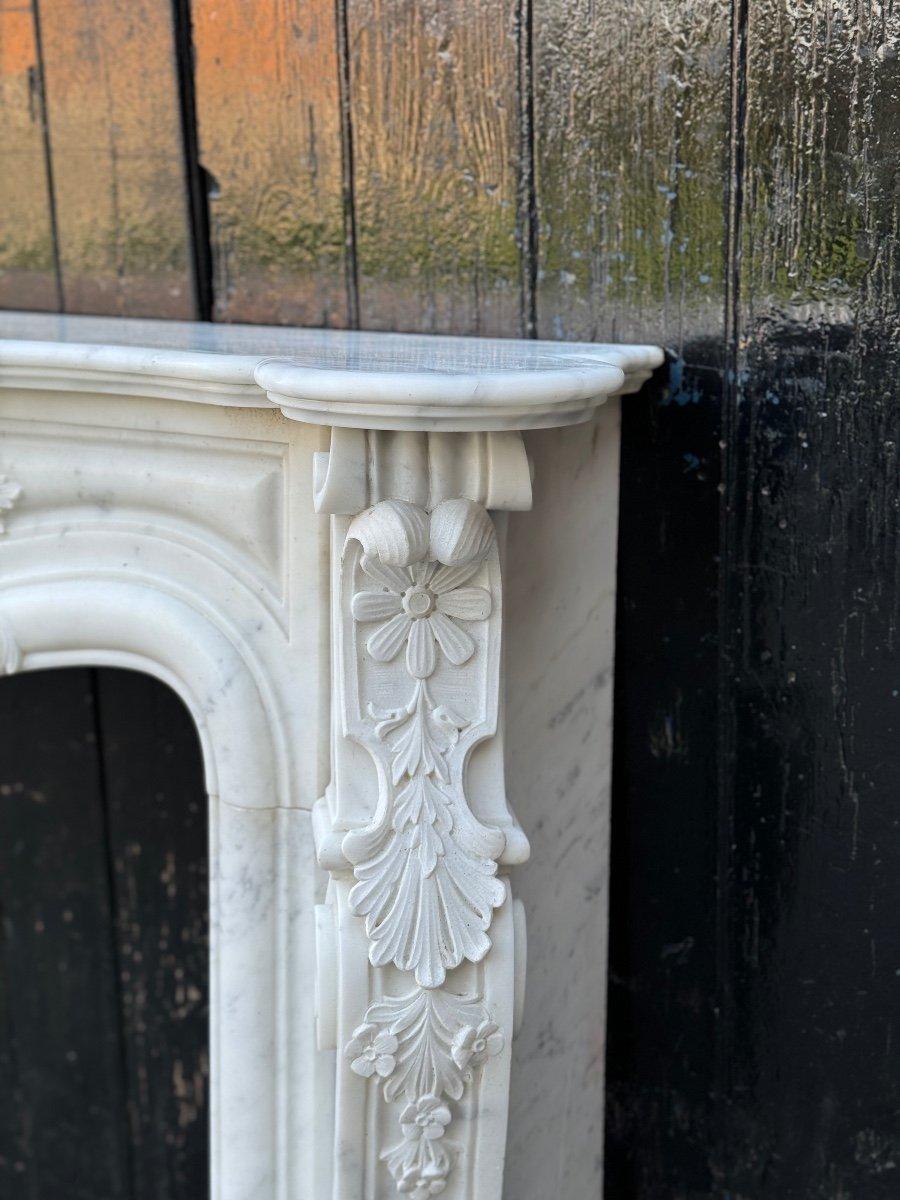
38, 0, 195, 317
192, 0, 349, 326
532, 0, 732, 355
0, 0, 59, 311
96, 670, 208, 1200
721, 1, 900, 1193
528, 0, 734, 1193
0, 669, 131, 1197
348, 0, 526, 336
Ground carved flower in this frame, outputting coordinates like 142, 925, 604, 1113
349, 498, 496, 681
399, 1094, 452, 1143
451, 1020, 504, 1071
397, 1161, 448, 1197
346, 1023, 398, 1079
0, 476, 22, 533
353, 559, 491, 680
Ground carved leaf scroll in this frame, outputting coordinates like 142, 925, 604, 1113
343, 499, 506, 989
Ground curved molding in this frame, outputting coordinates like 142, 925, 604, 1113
0, 576, 279, 808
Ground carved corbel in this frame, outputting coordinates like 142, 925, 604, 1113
314, 429, 530, 1200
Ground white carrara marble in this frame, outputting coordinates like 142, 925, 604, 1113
0, 312, 662, 1200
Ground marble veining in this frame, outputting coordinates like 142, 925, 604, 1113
0, 316, 660, 1200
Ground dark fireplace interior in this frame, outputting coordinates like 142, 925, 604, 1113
0, 668, 208, 1199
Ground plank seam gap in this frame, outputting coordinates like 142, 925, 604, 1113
716, 0, 750, 1169
30, 0, 65, 312
89, 668, 139, 1200
517, 0, 538, 338
171, 0, 214, 322
334, 0, 360, 329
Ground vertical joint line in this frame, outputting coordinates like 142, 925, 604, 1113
517, 0, 539, 339
31, 0, 64, 312
335, 0, 360, 329
171, 0, 214, 322
716, 0, 750, 1166
89, 669, 138, 1200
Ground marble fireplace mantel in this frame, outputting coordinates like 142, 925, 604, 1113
0, 313, 662, 1200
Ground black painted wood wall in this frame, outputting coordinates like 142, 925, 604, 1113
1, 1, 898, 1196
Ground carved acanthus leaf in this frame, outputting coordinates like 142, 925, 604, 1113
344, 678, 505, 989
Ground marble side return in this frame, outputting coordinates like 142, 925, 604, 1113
0, 313, 662, 1200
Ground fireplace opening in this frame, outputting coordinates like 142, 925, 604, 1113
0, 667, 209, 1199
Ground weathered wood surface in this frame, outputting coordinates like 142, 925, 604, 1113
347, 0, 527, 336
0, 670, 208, 1200
720, 1, 900, 1194
192, 0, 349, 326
0, 0, 59, 311
532, 0, 731, 357
37, 0, 195, 317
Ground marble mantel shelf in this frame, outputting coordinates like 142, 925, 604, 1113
0, 312, 660, 429
0, 312, 662, 1200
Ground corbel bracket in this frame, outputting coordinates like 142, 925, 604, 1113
313, 429, 531, 1199
282, 333, 662, 1199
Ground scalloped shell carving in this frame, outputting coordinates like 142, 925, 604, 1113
348, 499, 430, 566
429, 498, 496, 565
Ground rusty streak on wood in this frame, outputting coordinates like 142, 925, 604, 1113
347, 0, 526, 336
37, 0, 194, 318
191, 0, 349, 327
0, 0, 60, 311
532, 0, 732, 357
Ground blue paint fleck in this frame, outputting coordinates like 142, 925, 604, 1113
660, 356, 703, 407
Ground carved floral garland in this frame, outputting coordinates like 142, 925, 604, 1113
343, 499, 507, 1198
